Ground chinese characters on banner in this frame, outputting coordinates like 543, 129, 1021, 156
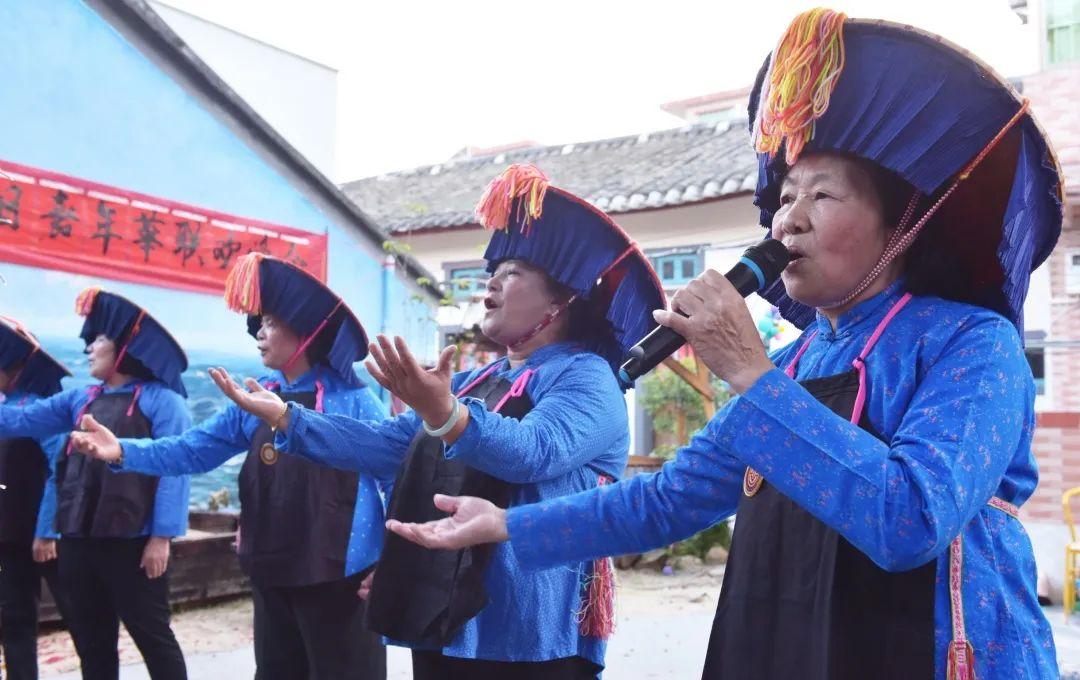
0, 159, 329, 294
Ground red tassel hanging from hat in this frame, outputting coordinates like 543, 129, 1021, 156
224, 252, 265, 315
754, 7, 848, 165
475, 164, 549, 235
579, 475, 617, 640
75, 287, 102, 317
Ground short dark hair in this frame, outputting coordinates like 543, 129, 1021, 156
116, 351, 156, 382
856, 158, 1008, 314
539, 271, 617, 349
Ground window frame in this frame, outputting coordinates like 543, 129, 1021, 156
443, 259, 490, 301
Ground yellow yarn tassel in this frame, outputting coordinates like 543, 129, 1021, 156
475, 164, 549, 235
754, 7, 847, 165
75, 287, 102, 317
224, 252, 265, 315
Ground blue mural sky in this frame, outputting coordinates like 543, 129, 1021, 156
0, 0, 437, 360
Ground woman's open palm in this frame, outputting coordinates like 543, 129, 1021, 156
386, 494, 509, 550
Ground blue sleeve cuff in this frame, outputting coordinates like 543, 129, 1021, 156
442, 398, 485, 462
506, 504, 555, 572
115, 441, 142, 472
276, 402, 307, 451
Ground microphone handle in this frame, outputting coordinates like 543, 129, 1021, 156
621, 321, 687, 382
619, 258, 766, 383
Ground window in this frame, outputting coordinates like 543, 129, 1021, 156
1066, 251, 1080, 294
1047, 0, 1080, 65
649, 250, 703, 287
1026, 347, 1046, 395
446, 266, 488, 300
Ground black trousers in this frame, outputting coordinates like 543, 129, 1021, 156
411, 650, 601, 680
0, 540, 73, 680
58, 537, 186, 680
252, 573, 386, 680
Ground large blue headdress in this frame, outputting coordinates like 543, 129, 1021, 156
224, 253, 368, 387
749, 11, 1063, 332
477, 164, 666, 388
75, 288, 188, 396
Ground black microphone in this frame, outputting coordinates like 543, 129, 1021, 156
618, 239, 790, 384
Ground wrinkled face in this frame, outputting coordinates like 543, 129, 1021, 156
770, 153, 891, 309
255, 314, 303, 370
85, 334, 118, 380
480, 259, 563, 346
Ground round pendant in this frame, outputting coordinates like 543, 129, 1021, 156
259, 442, 279, 466
743, 467, 764, 497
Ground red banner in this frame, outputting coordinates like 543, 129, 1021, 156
0, 159, 328, 295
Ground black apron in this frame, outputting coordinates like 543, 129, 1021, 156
56, 392, 158, 538
0, 435, 49, 543
238, 389, 361, 588
703, 367, 936, 679
365, 371, 532, 647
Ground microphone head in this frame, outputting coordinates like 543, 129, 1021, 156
742, 239, 791, 288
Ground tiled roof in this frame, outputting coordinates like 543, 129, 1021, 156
340, 119, 759, 233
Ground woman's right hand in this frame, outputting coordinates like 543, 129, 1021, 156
386, 494, 509, 550
209, 367, 289, 430
32, 538, 57, 563
70, 414, 122, 462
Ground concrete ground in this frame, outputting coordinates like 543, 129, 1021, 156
40, 566, 1080, 679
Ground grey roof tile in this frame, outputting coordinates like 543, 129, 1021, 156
340, 120, 759, 233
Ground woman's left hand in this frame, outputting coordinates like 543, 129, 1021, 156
141, 536, 171, 579
654, 269, 774, 393
365, 335, 457, 425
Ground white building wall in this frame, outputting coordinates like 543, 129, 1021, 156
150, 1, 339, 179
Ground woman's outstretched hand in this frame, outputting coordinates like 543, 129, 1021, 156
70, 414, 122, 462
386, 494, 509, 550
365, 335, 457, 426
209, 367, 288, 429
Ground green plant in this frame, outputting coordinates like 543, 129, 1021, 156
639, 359, 707, 443
669, 520, 732, 560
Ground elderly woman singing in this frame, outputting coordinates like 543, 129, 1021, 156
156, 168, 664, 679
385, 10, 1064, 680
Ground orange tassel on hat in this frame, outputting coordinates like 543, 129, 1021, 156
224, 252, 265, 315
475, 164, 549, 235
75, 287, 102, 317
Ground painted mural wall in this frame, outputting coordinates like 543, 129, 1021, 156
0, 0, 437, 506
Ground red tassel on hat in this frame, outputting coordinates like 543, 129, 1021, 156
224, 252, 265, 315
75, 287, 102, 317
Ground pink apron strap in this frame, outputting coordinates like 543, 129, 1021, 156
849, 293, 913, 424
783, 331, 818, 379
66, 384, 105, 456
455, 360, 536, 415
491, 369, 535, 414
125, 384, 143, 417
456, 361, 504, 398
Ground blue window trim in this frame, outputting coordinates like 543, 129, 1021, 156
648, 248, 704, 287
445, 263, 489, 300
1047, 0, 1080, 65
